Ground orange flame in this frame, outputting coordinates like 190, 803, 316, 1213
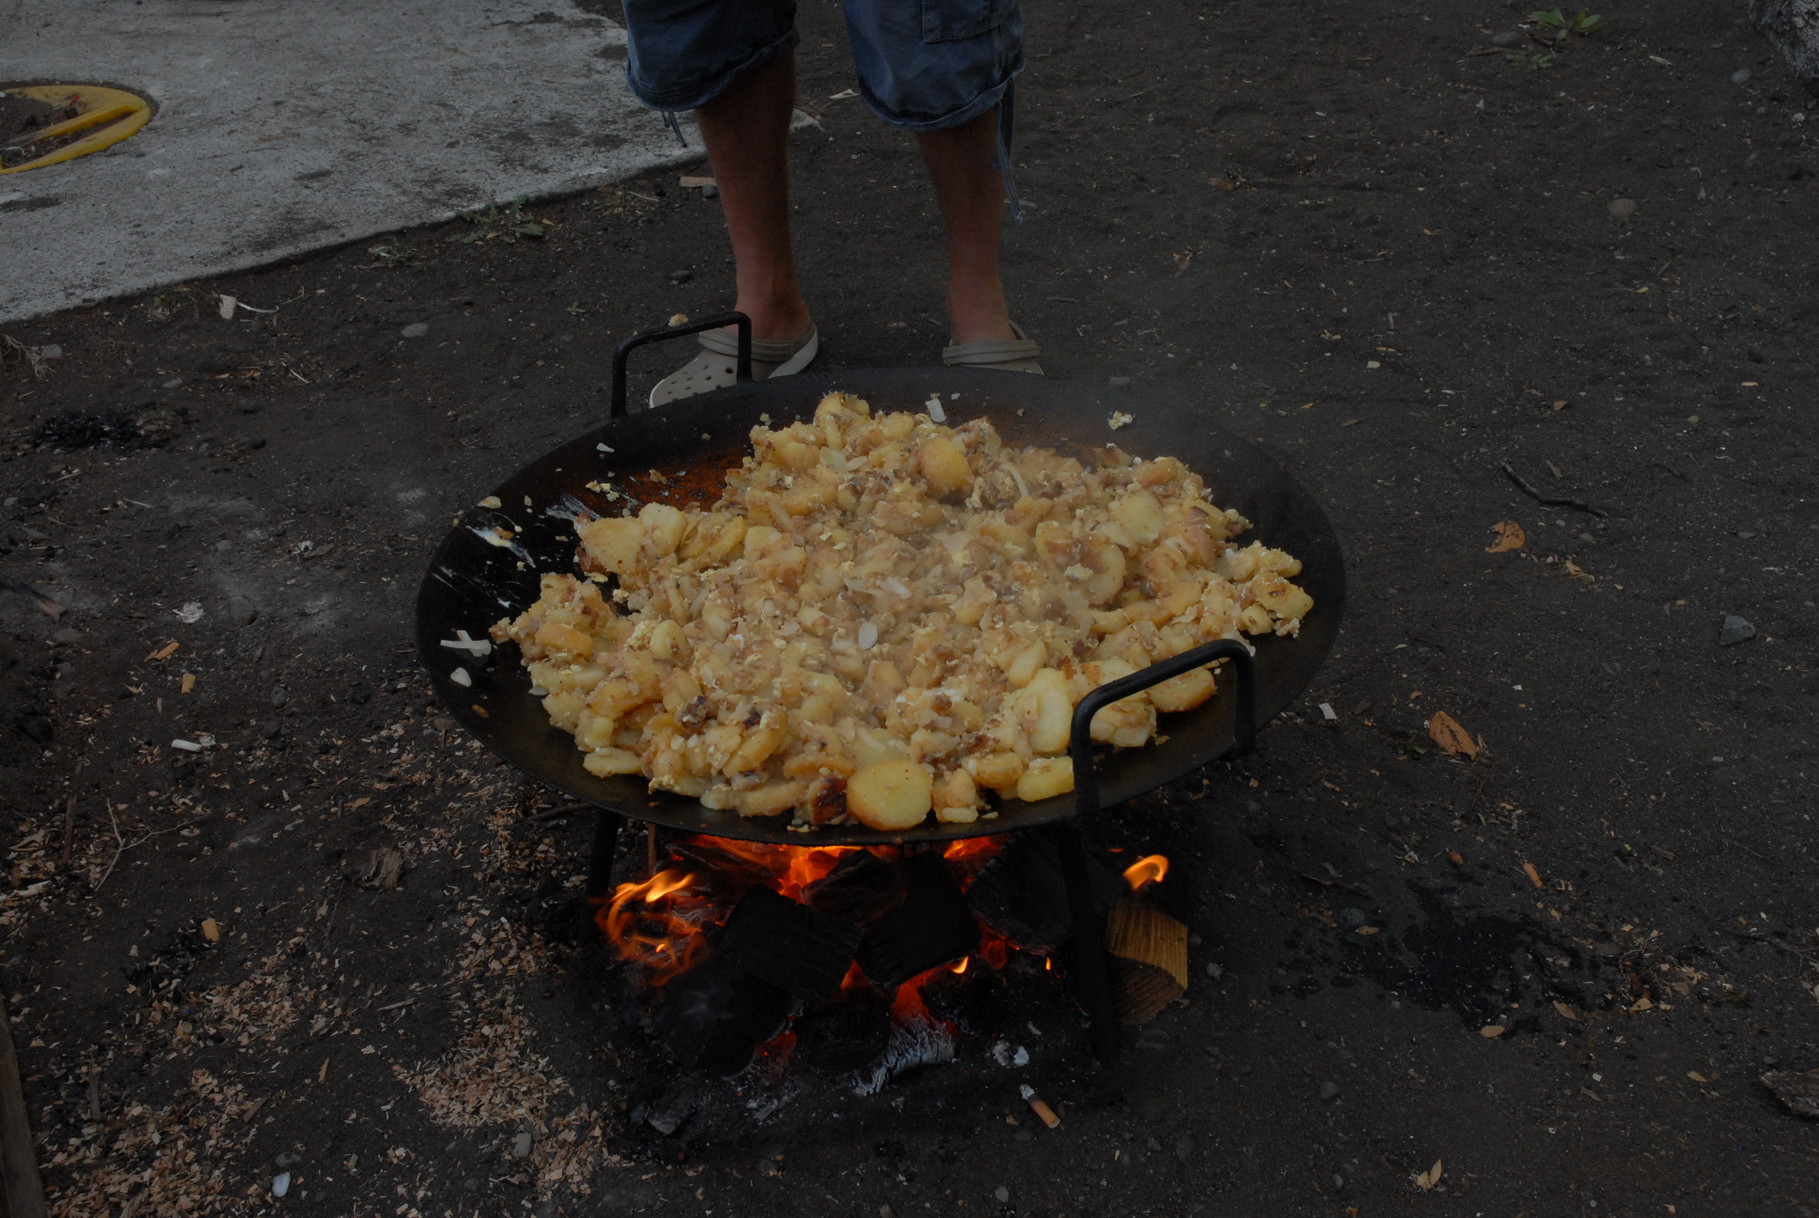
596, 834, 1027, 1000
686, 838, 863, 900
597, 868, 711, 982
1123, 854, 1169, 890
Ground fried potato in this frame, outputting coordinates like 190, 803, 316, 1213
847, 759, 935, 831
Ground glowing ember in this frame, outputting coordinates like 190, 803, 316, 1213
1122, 854, 1169, 890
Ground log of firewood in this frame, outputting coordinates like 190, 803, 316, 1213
1105, 897, 1189, 1025
0, 992, 46, 1218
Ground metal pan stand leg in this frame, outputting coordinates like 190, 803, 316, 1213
585, 809, 624, 899
1059, 638, 1257, 1063
1054, 820, 1121, 1062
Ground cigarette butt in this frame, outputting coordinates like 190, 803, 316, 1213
200, 918, 221, 942
1019, 1084, 1060, 1129
180, 672, 196, 694
1522, 862, 1544, 888
148, 641, 180, 661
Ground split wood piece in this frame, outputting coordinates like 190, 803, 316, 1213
795, 987, 893, 1072
1104, 897, 1189, 1025
967, 832, 1125, 953
855, 854, 978, 987
715, 884, 863, 1004
801, 850, 908, 925
668, 838, 813, 902
656, 955, 793, 1077
0, 992, 47, 1218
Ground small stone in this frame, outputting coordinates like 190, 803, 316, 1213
229, 596, 258, 626
51, 628, 83, 645
1718, 615, 1756, 646
162, 378, 184, 389
270, 686, 289, 708
1608, 197, 1639, 219
994, 1186, 1010, 1203
37, 343, 62, 359
1318, 1081, 1340, 1102
1490, 30, 1523, 46
1332, 1173, 1346, 1188
1338, 907, 1367, 929
1731, 67, 1752, 85
271, 1172, 291, 1198
275, 1152, 302, 1168
1174, 1135, 1195, 1162
701, 183, 719, 199
512, 1131, 534, 1159
401, 322, 430, 338
1204, 962, 1225, 979
1578, 532, 1596, 544
1108, 376, 1132, 389
670, 269, 693, 284
215, 539, 232, 552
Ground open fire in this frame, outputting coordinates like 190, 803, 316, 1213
597, 833, 1174, 1078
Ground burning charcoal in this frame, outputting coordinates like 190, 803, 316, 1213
668, 839, 795, 900
920, 962, 1017, 1033
967, 832, 1125, 952
656, 955, 794, 1076
801, 849, 908, 924
794, 987, 893, 1071
716, 884, 863, 1003
855, 854, 979, 987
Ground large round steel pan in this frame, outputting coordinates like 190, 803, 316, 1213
415, 368, 1344, 844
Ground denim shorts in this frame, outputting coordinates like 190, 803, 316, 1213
622, 0, 1025, 131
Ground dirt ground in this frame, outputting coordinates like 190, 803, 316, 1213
4, 0, 1818, 1214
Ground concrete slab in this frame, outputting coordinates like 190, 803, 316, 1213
0, 0, 704, 325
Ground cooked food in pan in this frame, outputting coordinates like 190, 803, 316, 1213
493, 392, 1312, 831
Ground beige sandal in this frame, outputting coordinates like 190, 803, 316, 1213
941, 322, 1043, 374
649, 325, 819, 407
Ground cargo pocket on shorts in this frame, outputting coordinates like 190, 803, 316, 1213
920, 0, 1015, 43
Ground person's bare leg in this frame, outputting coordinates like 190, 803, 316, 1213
917, 108, 1016, 346
695, 52, 813, 341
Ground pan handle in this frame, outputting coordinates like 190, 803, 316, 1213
1066, 638, 1256, 822
610, 311, 753, 418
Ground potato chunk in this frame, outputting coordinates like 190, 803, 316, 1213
576, 516, 642, 574
918, 435, 973, 499
1016, 756, 1075, 802
846, 759, 935, 831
